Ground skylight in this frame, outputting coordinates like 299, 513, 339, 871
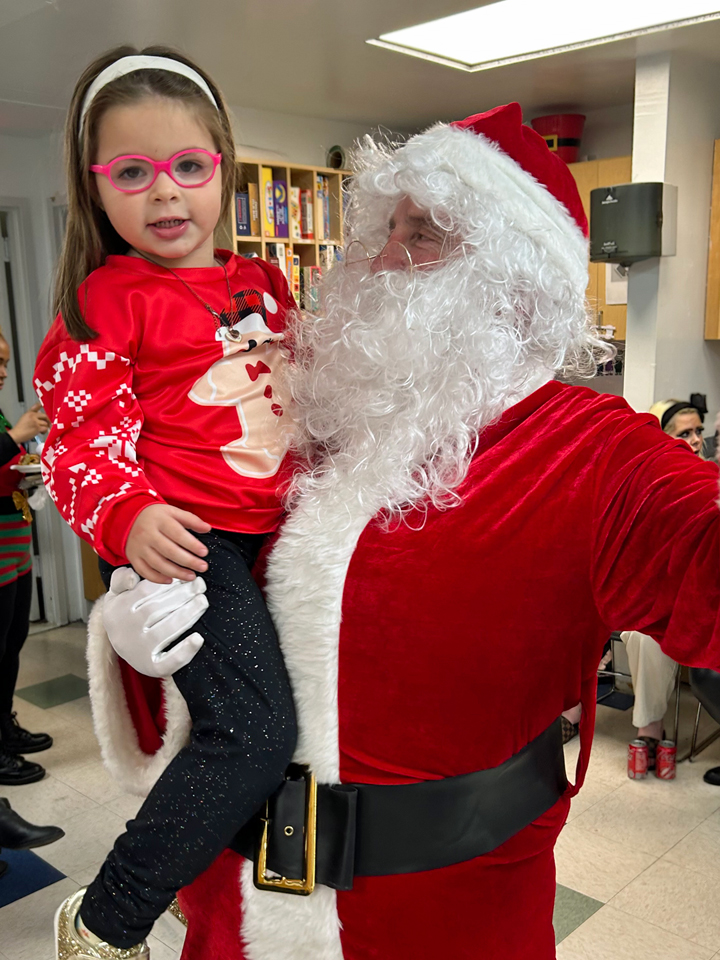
368, 1, 720, 72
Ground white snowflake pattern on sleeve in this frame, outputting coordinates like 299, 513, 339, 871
35, 341, 162, 563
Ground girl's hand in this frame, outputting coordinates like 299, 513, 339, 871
8, 403, 51, 445
126, 504, 212, 584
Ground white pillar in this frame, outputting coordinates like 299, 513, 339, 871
624, 52, 720, 421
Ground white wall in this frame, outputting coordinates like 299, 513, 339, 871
229, 103, 382, 167
0, 132, 63, 341
624, 52, 720, 425
580, 103, 634, 161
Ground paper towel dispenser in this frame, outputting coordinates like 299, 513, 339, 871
589, 182, 677, 266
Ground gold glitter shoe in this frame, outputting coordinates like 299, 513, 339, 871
55, 888, 150, 959
167, 898, 188, 928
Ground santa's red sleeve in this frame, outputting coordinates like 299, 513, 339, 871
591, 413, 720, 668
34, 283, 164, 566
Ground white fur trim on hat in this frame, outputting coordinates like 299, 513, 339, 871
399, 122, 588, 290
86, 596, 191, 797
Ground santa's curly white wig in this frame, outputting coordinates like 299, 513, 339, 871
287, 125, 612, 521
347, 124, 607, 375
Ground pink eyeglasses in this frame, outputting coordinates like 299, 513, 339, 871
90, 149, 222, 193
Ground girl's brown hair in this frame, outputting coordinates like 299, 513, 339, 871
54, 44, 237, 341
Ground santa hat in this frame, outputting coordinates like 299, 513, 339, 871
451, 103, 587, 237
387, 102, 589, 287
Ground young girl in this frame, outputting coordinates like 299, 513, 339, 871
35, 45, 298, 957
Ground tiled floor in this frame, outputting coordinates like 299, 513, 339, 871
3, 624, 720, 959
1, 624, 185, 960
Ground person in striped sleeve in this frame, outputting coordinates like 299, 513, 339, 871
0, 333, 54, 784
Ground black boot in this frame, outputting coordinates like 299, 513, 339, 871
0, 797, 63, 848
0, 712, 52, 754
0, 858, 7, 878
0, 748, 44, 785
704, 766, 720, 785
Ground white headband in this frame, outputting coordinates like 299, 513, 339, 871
79, 55, 219, 136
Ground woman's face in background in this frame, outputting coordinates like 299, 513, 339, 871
667, 411, 704, 455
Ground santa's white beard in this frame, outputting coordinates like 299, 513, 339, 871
287, 253, 567, 519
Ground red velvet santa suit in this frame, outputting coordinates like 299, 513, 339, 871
82, 104, 720, 959
87, 380, 720, 960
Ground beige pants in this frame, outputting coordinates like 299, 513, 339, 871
620, 631, 678, 729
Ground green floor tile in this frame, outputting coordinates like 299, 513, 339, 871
553, 883, 603, 944
16, 673, 89, 708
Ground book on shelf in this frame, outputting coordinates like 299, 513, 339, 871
285, 248, 293, 285
299, 265, 322, 314
267, 242, 287, 279
290, 254, 301, 306
273, 180, 289, 238
315, 174, 331, 241
318, 243, 340, 271
235, 192, 250, 236
261, 166, 275, 238
300, 188, 314, 240
289, 186, 302, 240
315, 174, 324, 241
323, 177, 331, 240
248, 183, 261, 236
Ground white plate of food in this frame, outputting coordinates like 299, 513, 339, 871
11, 462, 42, 474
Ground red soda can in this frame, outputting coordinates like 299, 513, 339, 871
628, 740, 648, 779
656, 740, 677, 780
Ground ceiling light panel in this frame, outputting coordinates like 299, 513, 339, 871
369, 1, 720, 71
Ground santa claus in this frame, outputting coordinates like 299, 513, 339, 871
89, 103, 720, 959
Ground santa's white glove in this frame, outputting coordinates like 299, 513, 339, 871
102, 568, 209, 678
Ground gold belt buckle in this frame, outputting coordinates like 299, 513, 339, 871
255, 765, 317, 896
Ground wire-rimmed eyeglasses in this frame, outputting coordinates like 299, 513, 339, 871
344, 239, 450, 274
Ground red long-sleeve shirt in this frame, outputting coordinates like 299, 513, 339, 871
35, 252, 295, 566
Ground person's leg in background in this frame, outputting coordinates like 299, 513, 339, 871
561, 703, 582, 744
0, 571, 52, 784
621, 630, 677, 766
0, 796, 65, 877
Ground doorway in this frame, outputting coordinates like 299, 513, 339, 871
0, 209, 44, 622
0, 201, 86, 626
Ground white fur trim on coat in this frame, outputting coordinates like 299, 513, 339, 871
239, 489, 375, 960
86, 596, 191, 797
401, 122, 588, 290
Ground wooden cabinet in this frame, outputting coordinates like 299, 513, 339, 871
567, 155, 632, 340
704, 140, 720, 339
80, 538, 105, 601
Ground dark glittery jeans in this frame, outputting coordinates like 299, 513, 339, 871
81, 531, 297, 948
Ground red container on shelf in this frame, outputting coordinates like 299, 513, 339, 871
628, 740, 648, 779
530, 114, 586, 164
656, 740, 677, 780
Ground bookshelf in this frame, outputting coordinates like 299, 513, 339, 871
232, 157, 351, 267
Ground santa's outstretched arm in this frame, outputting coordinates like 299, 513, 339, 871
591, 416, 720, 671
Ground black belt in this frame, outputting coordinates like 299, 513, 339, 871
231, 717, 567, 894
0, 496, 20, 514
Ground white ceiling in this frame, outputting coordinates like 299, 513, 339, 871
2, 0, 720, 137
